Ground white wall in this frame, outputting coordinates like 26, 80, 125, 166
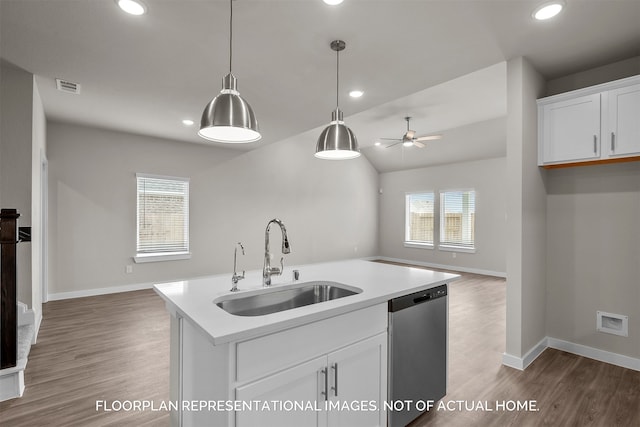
378, 157, 507, 276
0, 60, 33, 307
545, 56, 640, 96
47, 122, 379, 296
546, 163, 639, 359
504, 57, 547, 362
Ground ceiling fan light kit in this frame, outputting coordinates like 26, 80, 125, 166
315, 40, 361, 160
198, 0, 261, 144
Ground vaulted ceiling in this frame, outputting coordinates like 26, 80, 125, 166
2, 0, 639, 172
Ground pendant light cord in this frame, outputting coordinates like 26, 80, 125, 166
229, 0, 233, 74
335, 48, 340, 109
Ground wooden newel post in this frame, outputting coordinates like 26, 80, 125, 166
1, 208, 20, 369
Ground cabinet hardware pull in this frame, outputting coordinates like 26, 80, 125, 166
611, 132, 615, 151
321, 368, 328, 401
593, 135, 597, 153
331, 363, 338, 397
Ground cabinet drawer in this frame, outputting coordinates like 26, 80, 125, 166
236, 303, 387, 382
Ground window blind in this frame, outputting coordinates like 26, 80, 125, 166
136, 174, 189, 254
439, 190, 475, 249
406, 192, 435, 245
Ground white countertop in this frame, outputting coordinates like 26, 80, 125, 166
153, 259, 459, 346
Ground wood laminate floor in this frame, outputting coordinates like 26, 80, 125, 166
0, 290, 170, 426
1, 266, 639, 426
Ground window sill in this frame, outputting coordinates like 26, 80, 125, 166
134, 252, 191, 263
404, 242, 434, 250
438, 245, 475, 254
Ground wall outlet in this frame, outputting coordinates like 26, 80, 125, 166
125, 265, 133, 274
452, 252, 457, 259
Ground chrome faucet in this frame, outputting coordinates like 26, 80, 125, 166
263, 218, 291, 286
231, 242, 245, 292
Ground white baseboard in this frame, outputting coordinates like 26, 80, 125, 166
547, 337, 640, 372
17, 302, 34, 327
502, 337, 548, 370
0, 363, 25, 402
373, 256, 506, 278
48, 281, 156, 301
502, 336, 640, 372
34, 310, 42, 344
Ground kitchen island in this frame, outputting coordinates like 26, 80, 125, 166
154, 259, 459, 427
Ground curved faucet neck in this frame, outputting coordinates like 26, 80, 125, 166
265, 218, 290, 254
263, 218, 291, 286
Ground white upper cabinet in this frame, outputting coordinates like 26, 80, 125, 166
541, 93, 601, 164
538, 76, 640, 167
606, 83, 640, 158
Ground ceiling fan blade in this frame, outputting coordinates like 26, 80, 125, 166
385, 141, 404, 148
405, 130, 415, 139
414, 134, 443, 142
413, 140, 425, 148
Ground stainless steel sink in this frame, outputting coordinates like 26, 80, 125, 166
215, 281, 362, 316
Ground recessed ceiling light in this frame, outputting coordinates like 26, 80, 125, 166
323, 0, 344, 5
349, 90, 364, 98
374, 141, 381, 147
182, 119, 195, 126
117, 0, 147, 16
532, 1, 565, 20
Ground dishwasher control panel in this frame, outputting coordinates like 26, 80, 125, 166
388, 284, 448, 312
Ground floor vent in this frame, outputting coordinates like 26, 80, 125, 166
56, 78, 81, 94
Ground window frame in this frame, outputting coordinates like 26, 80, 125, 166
404, 191, 435, 249
134, 173, 191, 263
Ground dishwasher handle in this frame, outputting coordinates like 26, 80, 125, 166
413, 294, 432, 304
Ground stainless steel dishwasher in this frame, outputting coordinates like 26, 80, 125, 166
388, 284, 448, 427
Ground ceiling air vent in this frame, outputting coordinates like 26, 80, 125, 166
56, 78, 81, 94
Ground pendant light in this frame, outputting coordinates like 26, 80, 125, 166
315, 40, 360, 160
198, 0, 260, 143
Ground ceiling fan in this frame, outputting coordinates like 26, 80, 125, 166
379, 116, 442, 148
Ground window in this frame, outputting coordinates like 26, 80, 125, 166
440, 190, 475, 251
135, 174, 190, 263
405, 192, 435, 247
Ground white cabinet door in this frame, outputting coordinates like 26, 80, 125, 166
235, 356, 328, 427
542, 93, 601, 164
326, 333, 387, 427
607, 83, 640, 157
235, 333, 387, 427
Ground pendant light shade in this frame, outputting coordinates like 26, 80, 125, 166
315, 40, 360, 160
315, 109, 360, 159
198, 0, 261, 143
198, 74, 260, 143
